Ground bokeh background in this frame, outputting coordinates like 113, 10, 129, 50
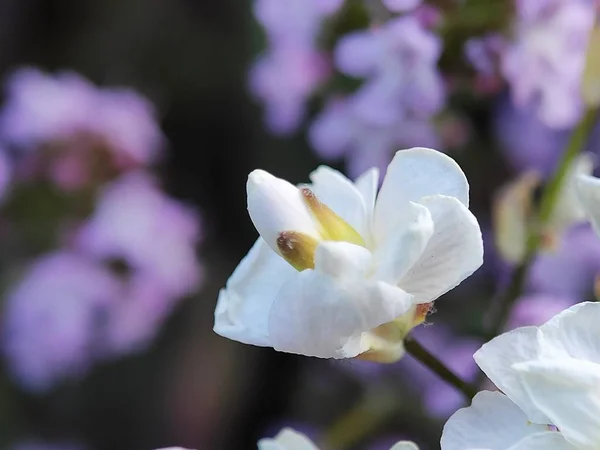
0, 0, 598, 449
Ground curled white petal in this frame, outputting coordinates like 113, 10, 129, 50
375, 147, 469, 242
399, 195, 483, 303
247, 169, 321, 253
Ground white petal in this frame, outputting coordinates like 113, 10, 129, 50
441, 391, 552, 450
548, 153, 593, 232
538, 301, 600, 363
576, 174, 600, 236
398, 195, 483, 303
314, 241, 372, 279
309, 166, 368, 237
474, 327, 551, 424
247, 169, 321, 253
258, 428, 319, 450
372, 202, 433, 285
374, 147, 469, 242
515, 358, 600, 450
354, 167, 379, 221
268, 244, 414, 358
214, 238, 296, 346
389, 442, 420, 450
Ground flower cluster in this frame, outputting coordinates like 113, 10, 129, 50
0, 68, 203, 392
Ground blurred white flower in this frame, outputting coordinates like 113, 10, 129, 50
577, 173, 600, 236
442, 301, 600, 450
493, 153, 593, 263
258, 428, 419, 450
214, 147, 483, 362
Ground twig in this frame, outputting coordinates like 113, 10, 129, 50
404, 337, 478, 399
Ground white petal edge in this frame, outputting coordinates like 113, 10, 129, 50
214, 238, 296, 346
474, 326, 551, 424
257, 428, 319, 450
514, 358, 600, 450
389, 441, 420, 450
398, 195, 483, 304
576, 173, 600, 236
538, 301, 600, 363
374, 147, 469, 242
441, 391, 553, 450
247, 169, 321, 254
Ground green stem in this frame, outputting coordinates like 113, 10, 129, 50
485, 107, 598, 341
404, 337, 478, 399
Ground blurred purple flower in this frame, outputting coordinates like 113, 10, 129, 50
310, 97, 440, 177
501, 0, 594, 128
76, 172, 203, 354
249, 48, 330, 134
2, 252, 122, 392
528, 225, 600, 299
506, 293, 575, 330
493, 94, 569, 176
250, 0, 340, 134
0, 68, 164, 188
311, 15, 444, 176
334, 16, 444, 121
465, 34, 506, 77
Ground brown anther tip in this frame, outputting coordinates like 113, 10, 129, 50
300, 187, 316, 199
276, 232, 293, 254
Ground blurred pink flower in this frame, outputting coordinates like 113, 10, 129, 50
249, 47, 330, 134
2, 252, 122, 391
0, 68, 164, 188
250, 0, 341, 134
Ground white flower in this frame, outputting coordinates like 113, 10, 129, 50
576, 173, 600, 237
442, 301, 600, 450
214, 147, 483, 362
258, 428, 419, 450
